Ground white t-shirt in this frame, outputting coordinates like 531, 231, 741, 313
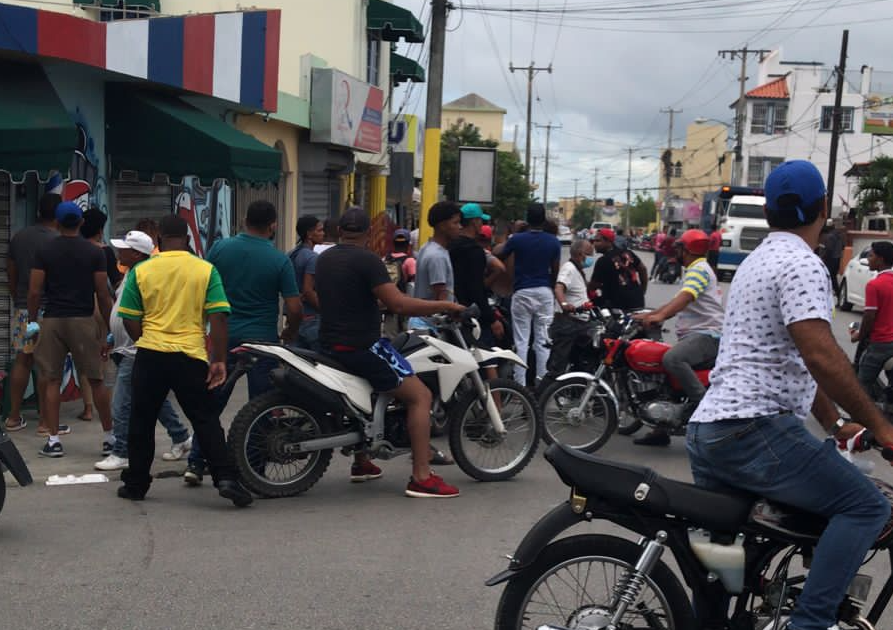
691, 232, 833, 423
555, 260, 589, 321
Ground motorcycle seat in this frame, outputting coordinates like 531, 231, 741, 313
287, 348, 353, 373
544, 443, 754, 533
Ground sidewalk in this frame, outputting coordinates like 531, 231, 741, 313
3, 382, 249, 486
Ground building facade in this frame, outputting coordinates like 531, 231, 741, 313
442, 93, 515, 153
659, 122, 733, 203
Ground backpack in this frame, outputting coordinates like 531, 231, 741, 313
383, 253, 411, 293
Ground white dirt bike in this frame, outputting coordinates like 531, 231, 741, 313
225, 306, 542, 497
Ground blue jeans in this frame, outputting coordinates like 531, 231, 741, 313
295, 316, 320, 352
111, 353, 189, 458
686, 415, 890, 630
188, 339, 276, 466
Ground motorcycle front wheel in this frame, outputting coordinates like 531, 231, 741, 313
494, 534, 695, 630
449, 378, 541, 482
227, 390, 335, 498
539, 377, 618, 452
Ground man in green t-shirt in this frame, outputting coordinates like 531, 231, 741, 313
116, 215, 252, 507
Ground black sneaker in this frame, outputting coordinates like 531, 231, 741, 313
217, 479, 253, 507
101, 440, 114, 456
183, 462, 203, 486
117, 485, 145, 501
38, 441, 64, 458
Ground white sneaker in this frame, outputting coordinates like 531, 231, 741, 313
94, 454, 129, 471
162, 436, 192, 461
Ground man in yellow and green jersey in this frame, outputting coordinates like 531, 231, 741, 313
116, 215, 252, 507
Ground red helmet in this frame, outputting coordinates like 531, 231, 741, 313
678, 229, 710, 256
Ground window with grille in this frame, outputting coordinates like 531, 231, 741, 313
750, 102, 788, 134
672, 161, 683, 178
820, 106, 854, 132
367, 37, 381, 86
747, 156, 784, 188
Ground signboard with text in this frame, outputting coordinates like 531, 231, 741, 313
457, 147, 496, 204
863, 95, 893, 135
310, 68, 383, 152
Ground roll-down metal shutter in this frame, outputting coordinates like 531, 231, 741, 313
0, 175, 12, 367
111, 180, 172, 236
300, 174, 338, 219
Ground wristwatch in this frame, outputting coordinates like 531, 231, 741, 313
829, 417, 848, 437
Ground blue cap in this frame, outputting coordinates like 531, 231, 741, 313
55, 201, 83, 226
461, 202, 490, 222
764, 160, 826, 223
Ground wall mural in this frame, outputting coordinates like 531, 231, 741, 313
174, 177, 232, 258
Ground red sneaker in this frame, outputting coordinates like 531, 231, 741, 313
405, 473, 460, 498
350, 460, 383, 482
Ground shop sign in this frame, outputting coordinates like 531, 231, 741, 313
863, 95, 893, 135
311, 68, 383, 152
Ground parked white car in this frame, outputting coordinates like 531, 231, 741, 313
839, 245, 879, 312
558, 225, 573, 245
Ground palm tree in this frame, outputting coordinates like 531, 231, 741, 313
856, 155, 893, 219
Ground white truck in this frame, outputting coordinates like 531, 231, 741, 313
716, 193, 769, 280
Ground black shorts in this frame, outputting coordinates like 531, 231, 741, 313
322, 338, 414, 392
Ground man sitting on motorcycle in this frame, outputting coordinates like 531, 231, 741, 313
545, 238, 595, 383
633, 229, 723, 446
315, 207, 466, 498
687, 161, 893, 630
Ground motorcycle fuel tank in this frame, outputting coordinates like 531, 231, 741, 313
624, 339, 672, 373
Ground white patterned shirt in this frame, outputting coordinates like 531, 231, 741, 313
690, 231, 833, 423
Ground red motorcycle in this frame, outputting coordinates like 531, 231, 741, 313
539, 308, 712, 452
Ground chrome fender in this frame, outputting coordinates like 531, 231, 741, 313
554, 372, 620, 416
476, 346, 527, 368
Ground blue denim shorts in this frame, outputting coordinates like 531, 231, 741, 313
322, 338, 414, 392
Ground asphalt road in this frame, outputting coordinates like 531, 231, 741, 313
1, 250, 889, 630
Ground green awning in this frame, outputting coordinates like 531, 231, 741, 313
367, 0, 425, 43
0, 62, 78, 181
106, 89, 281, 184
73, 0, 160, 11
390, 51, 425, 85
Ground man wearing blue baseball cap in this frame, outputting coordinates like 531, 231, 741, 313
687, 160, 893, 630
29, 201, 114, 458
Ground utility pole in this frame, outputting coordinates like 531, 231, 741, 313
573, 178, 580, 206
827, 29, 849, 217
592, 167, 598, 201
510, 61, 552, 191
532, 155, 538, 187
535, 122, 560, 208
626, 147, 633, 232
660, 107, 682, 223
719, 46, 771, 186
419, 0, 449, 246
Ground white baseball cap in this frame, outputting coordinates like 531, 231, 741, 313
110, 230, 154, 256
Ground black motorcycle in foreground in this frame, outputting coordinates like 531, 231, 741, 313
0, 426, 33, 515
488, 438, 893, 630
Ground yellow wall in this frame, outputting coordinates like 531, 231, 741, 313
660, 123, 733, 202
442, 109, 506, 142
234, 115, 299, 249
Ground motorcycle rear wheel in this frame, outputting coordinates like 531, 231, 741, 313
539, 377, 618, 452
449, 378, 540, 482
494, 534, 695, 630
227, 390, 334, 498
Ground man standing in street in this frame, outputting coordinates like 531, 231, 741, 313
410, 202, 462, 330
495, 203, 561, 384
851, 241, 893, 392
687, 160, 893, 630
185, 201, 302, 485
116, 215, 252, 507
546, 238, 595, 379
449, 203, 503, 347
316, 208, 465, 497
381, 228, 417, 338
633, 229, 724, 446
590, 228, 648, 311
820, 223, 844, 299
94, 230, 192, 471
5, 193, 58, 434
29, 201, 113, 457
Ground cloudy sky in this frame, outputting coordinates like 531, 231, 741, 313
390, 0, 893, 205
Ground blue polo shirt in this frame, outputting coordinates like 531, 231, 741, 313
501, 230, 561, 291
207, 233, 299, 341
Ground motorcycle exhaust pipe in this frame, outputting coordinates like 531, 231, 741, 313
287, 431, 363, 454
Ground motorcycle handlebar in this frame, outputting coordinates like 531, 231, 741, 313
845, 429, 893, 462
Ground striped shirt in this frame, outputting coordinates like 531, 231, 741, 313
676, 258, 724, 339
118, 250, 230, 363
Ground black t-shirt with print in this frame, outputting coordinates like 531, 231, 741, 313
591, 247, 645, 311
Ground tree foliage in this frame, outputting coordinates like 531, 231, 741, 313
439, 121, 529, 221
624, 193, 658, 228
571, 200, 595, 231
856, 156, 893, 218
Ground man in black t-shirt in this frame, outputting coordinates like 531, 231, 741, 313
589, 228, 648, 311
315, 207, 465, 498
29, 202, 114, 458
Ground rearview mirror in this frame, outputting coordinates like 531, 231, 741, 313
860, 258, 869, 267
